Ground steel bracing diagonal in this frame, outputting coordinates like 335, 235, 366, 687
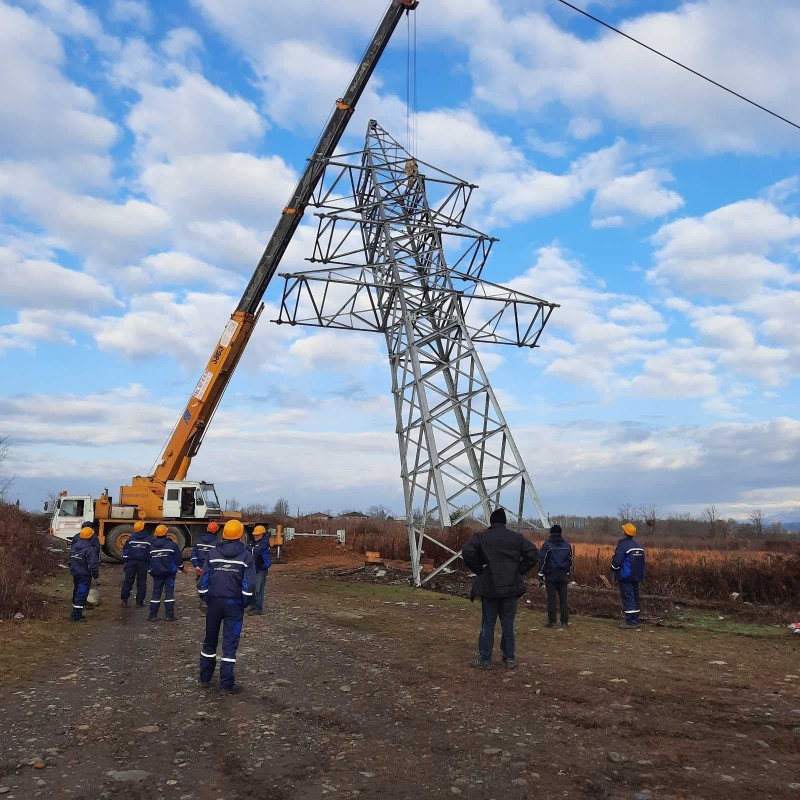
277, 121, 559, 586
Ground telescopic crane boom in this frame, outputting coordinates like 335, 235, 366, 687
119, 0, 420, 517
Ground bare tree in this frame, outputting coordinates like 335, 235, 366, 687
367, 504, 391, 520
617, 503, 636, 523
0, 437, 14, 500
704, 505, 720, 538
749, 509, 764, 539
225, 497, 241, 512
273, 497, 290, 517
638, 504, 658, 529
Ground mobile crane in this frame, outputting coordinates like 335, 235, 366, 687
49, 0, 420, 560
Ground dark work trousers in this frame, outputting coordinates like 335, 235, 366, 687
545, 571, 570, 625
71, 576, 91, 621
149, 575, 176, 619
618, 580, 641, 626
199, 598, 245, 689
479, 596, 518, 663
121, 562, 148, 606
252, 571, 268, 612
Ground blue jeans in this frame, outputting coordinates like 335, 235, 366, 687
479, 596, 518, 662
619, 580, 641, 625
252, 571, 268, 612
149, 575, 176, 619
200, 598, 244, 689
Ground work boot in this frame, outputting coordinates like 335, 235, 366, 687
561, 622, 570, 628
70, 617, 86, 624
219, 683, 243, 696
469, 660, 492, 670
198, 680, 212, 689
135, 603, 144, 608
545, 622, 557, 629
147, 616, 158, 623
503, 658, 517, 670
166, 616, 179, 622
121, 598, 128, 608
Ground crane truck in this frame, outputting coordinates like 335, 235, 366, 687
49, 0, 420, 561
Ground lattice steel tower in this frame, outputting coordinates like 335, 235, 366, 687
278, 121, 558, 586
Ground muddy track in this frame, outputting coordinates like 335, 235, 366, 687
1, 565, 799, 799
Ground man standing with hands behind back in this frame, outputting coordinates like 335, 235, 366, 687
462, 508, 538, 670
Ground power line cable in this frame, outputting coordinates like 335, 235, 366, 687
554, 0, 800, 133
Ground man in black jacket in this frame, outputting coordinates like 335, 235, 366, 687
538, 524, 574, 628
461, 508, 539, 670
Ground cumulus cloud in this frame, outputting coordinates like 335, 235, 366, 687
592, 168, 684, 227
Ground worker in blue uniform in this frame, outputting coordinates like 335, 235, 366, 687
247, 525, 271, 615
611, 522, 646, 629
69, 524, 99, 622
191, 521, 220, 578
197, 519, 256, 694
147, 524, 186, 621
121, 520, 152, 608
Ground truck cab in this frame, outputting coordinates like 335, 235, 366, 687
162, 481, 221, 519
50, 494, 94, 542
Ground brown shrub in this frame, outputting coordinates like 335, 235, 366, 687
0, 503, 61, 620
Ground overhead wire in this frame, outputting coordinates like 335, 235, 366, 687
553, 0, 800, 134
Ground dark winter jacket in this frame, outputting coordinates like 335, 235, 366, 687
461, 523, 539, 600
190, 532, 218, 570
197, 540, 256, 606
538, 532, 573, 578
611, 537, 646, 582
122, 531, 152, 563
148, 537, 184, 577
250, 538, 272, 573
69, 537, 100, 580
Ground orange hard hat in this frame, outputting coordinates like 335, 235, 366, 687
155, 524, 168, 537
621, 523, 637, 536
222, 519, 244, 540
79, 526, 94, 539
133, 521, 145, 532
207, 521, 219, 533
253, 525, 266, 537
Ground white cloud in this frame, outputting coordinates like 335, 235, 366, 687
287, 331, 385, 373
127, 70, 264, 162
0, 246, 119, 310
592, 168, 683, 227
0, 3, 117, 162
108, 0, 152, 30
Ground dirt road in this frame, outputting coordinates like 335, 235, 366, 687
1, 563, 799, 799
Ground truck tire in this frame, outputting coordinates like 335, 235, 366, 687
105, 524, 134, 561
166, 526, 187, 553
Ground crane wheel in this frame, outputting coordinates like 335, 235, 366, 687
166, 526, 187, 553
105, 524, 134, 561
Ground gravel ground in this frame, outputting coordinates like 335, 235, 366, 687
1, 562, 799, 799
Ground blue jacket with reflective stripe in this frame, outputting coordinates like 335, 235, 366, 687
70, 537, 99, 580
198, 540, 256, 606
148, 538, 183, 576
611, 537, 646, 582
250, 538, 272, 573
191, 532, 218, 569
122, 532, 152, 563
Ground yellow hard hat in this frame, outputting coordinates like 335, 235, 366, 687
253, 525, 266, 537
155, 524, 168, 537
621, 522, 637, 536
222, 519, 244, 540
79, 526, 94, 539
133, 521, 145, 532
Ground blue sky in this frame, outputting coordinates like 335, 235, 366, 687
1, 0, 799, 521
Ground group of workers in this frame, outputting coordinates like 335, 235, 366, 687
462, 508, 646, 669
68, 518, 273, 694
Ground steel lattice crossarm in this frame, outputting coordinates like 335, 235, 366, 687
276, 266, 557, 348
276, 120, 557, 586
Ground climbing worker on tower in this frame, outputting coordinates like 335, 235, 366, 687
247, 525, 271, 615
121, 520, 152, 608
147, 524, 186, 622
611, 522, 646, 630
191, 521, 219, 579
197, 519, 256, 694
69, 524, 100, 623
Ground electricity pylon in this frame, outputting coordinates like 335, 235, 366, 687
277, 121, 558, 586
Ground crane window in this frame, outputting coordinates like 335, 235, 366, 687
60, 499, 85, 517
202, 486, 221, 510
166, 489, 179, 501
